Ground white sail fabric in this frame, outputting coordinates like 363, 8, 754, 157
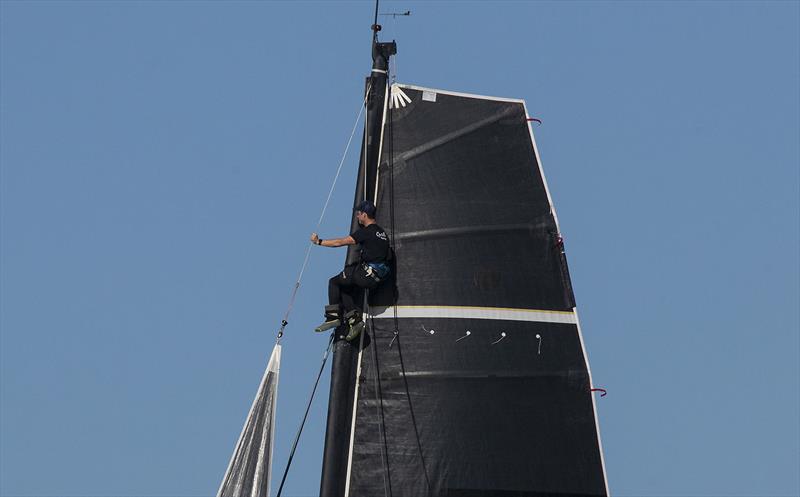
217, 344, 281, 497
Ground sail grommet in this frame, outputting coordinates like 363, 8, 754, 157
535, 333, 542, 355
491, 332, 507, 345
455, 330, 471, 342
420, 324, 435, 335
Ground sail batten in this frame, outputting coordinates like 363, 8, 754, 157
391, 221, 552, 242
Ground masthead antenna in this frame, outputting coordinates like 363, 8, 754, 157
380, 10, 411, 19
371, 0, 381, 43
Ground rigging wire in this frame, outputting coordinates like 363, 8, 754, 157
276, 84, 372, 341
275, 333, 335, 497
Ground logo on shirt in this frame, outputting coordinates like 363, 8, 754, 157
375, 231, 387, 241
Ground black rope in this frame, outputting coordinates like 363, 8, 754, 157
387, 78, 432, 496
368, 311, 393, 497
275, 334, 334, 497
389, 74, 399, 342
395, 331, 432, 495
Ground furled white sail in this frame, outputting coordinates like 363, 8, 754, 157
217, 344, 281, 497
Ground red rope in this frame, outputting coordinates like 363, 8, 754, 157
526, 117, 542, 125
590, 388, 607, 397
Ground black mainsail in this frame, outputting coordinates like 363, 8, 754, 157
217, 18, 608, 497
319, 45, 609, 496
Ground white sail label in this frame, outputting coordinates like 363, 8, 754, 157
422, 90, 437, 102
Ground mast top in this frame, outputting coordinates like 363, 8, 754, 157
372, 40, 397, 69
370, 0, 396, 67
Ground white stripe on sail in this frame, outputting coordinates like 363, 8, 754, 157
367, 305, 577, 324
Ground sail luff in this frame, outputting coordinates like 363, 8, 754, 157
342, 321, 367, 497
318, 39, 395, 497
341, 79, 392, 497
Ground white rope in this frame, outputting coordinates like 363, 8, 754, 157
317, 83, 372, 229
278, 85, 372, 338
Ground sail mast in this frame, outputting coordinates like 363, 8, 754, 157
323, 4, 608, 496
318, 11, 396, 497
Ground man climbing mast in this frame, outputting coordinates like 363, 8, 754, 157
311, 199, 390, 341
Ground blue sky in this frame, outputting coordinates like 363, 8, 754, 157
1, 1, 798, 496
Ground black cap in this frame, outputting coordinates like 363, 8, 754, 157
354, 200, 376, 218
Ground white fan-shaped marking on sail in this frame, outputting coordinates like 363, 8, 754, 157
390, 84, 412, 109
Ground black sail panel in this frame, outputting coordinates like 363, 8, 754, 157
373, 87, 572, 310
352, 320, 604, 497
346, 86, 607, 496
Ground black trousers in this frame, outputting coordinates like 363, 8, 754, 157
328, 263, 375, 315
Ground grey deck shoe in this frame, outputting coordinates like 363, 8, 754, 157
315, 319, 340, 333
345, 320, 365, 341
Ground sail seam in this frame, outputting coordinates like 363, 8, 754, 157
374, 304, 573, 314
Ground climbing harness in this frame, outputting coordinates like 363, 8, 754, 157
364, 261, 390, 286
